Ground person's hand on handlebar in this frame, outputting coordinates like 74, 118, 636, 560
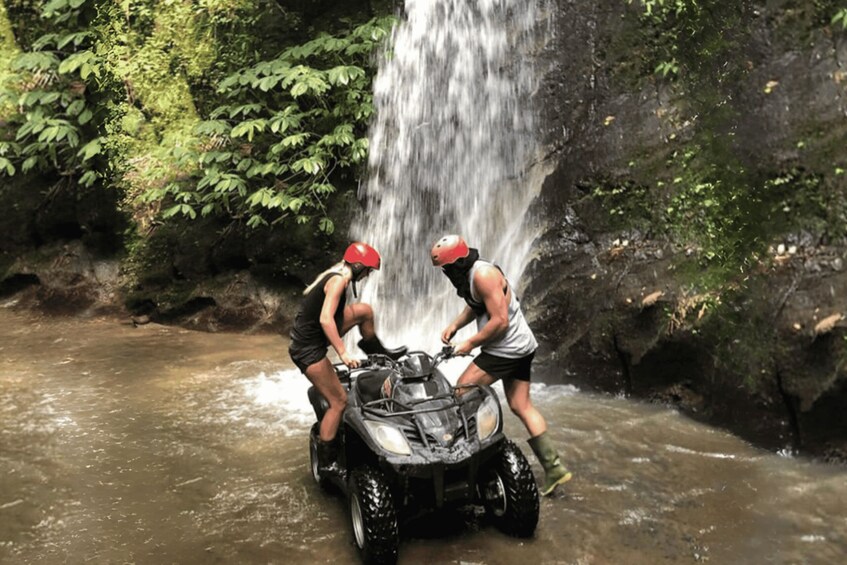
340, 351, 360, 369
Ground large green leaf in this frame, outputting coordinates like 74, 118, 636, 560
12, 52, 60, 71
57, 50, 97, 75
78, 138, 102, 161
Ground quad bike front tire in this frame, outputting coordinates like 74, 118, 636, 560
481, 439, 540, 537
348, 466, 399, 565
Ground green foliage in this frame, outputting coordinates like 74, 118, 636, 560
628, 0, 698, 19
0, 0, 393, 240
654, 59, 679, 78
620, 1, 847, 283
627, 0, 750, 87
144, 17, 394, 233
592, 144, 765, 277
89, 0, 231, 231
628, 0, 847, 81
0, 0, 104, 188
590, 179, 653, 229
619, 1, 764, 284
764, 167, 847, 239
626, 0, 701, 82
661, 146, 762, 268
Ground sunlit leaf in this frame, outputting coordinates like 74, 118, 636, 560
319, 217, 335, 234
0, 157, 16, 175
77, 138, 102, 161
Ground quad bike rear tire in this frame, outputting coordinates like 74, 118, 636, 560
481, 439, 540, 537
348, 466, 399, 565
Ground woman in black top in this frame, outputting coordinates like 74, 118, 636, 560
289, 242, 405, 474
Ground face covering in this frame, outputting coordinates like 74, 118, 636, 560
441, 248, 480, 299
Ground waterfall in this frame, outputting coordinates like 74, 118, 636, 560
352, 0, 550, 351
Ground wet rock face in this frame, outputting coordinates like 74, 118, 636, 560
1, 238, 303, 333
526, 216, 847, 453
0, 165, 354, 332
527, 0, 847, 456
1, 241, 122, 316
0, 216, 317, 334
144, 272, 302, 334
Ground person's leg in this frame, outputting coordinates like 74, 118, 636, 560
341, 303, 376, 338
504, 375, 572, 496
304, 357, 348, 441
342, 303, 406, 359
503, 378, 547, 438
456, 361, 496, 390
462, 361, 570, 494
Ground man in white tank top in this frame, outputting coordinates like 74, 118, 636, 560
431, 235, 572, 496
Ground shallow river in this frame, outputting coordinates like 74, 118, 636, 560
1, 308, 845, 564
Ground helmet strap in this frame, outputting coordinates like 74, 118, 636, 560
346, 261, 368, 299
347, 261, 364, 279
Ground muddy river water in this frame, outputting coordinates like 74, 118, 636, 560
1, 308, 845, 564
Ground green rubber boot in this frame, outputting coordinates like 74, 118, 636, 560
528, 432, 572, 496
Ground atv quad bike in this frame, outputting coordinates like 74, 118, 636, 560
307, 346, 539, 564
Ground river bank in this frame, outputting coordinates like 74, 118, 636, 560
2, 251, 847, 467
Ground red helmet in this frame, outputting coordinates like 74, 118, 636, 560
343, 242, 381, 270
430, 235, 469, 266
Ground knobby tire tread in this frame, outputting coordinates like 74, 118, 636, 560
350, 467, 399, 565
492, 439, 540, 537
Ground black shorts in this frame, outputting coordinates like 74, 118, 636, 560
472, 350, 535, 382
289, 341, 328, 373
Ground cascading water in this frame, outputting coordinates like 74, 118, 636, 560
352, 0, 551, 350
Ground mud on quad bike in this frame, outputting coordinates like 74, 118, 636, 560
307, 346, 540, 564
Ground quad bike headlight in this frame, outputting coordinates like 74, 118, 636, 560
476, 395, 500, 442
364, 420, 411, 456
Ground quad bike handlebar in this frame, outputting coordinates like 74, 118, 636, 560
335, 344, 468, 379
355, 345, 484, 418
332, 353, 396, 379
432, 344, 473, 368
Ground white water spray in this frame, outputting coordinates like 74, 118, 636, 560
353, 0, 551, 350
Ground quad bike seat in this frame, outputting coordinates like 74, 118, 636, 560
355, 369, 393, 404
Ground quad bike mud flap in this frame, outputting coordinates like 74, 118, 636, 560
383, 440, 501, 509
430, 460, 478, 507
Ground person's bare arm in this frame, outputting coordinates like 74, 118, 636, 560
441, 305, 476, 344
454, 267, 508, 354
320, 275, 358, 368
